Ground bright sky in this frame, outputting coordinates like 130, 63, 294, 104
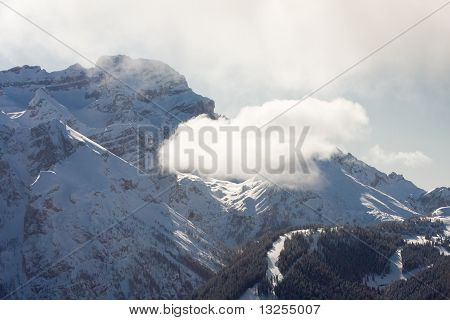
0, 0, 449, 190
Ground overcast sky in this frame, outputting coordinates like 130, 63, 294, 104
0, 0, 449, 190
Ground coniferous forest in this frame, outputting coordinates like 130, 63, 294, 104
193, 218, 449, 300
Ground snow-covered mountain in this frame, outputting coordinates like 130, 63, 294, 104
0, 55, 215, 164
409, 188, 450, 214
331, 151, 424, 202
0, 116, 223, 299
0, 56, 219, 299
0, 55, 448, 299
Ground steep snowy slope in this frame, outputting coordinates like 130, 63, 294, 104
410, 187, 450, 214
0, 113, 29, 297
0, 120, 223, 299
331, 151, 424, 203
0, 56, 214, 119
163, 154, 419, 245
333, 151, 450, 216
0, 55, 215, 165
0, 57, 220, 298
16, 88, 81, 129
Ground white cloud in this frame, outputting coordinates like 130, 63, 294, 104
364, 145, 432, 169
0, 0, 449, 114
0, 0, 447, 189
159, 97, 369, 188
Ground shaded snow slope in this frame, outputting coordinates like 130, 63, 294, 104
1, 55, 215, 165
164, 157, 420, 246
411, 188, 450, 215
331, 151, 424, 203
1, 122, 223, 299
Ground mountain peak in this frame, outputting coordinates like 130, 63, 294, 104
388, 172, 405, 181
0, 64, 49, 86
22, 88, 79, 127
96, 54, 132, 69
5, 65, 42, 74
95, 55, 172, 74
29, 88, 54, 106
425, 186, 450, 197
93, 55, 188, 93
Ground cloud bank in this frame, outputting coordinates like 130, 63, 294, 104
159, 98, 369, 187
0, 0, 447, 188
365, 145, 433, 169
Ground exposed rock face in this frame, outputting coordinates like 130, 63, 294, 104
0, 56, 221, 299
0, 55, 215, 162
410, 187, 450, 214
0, 115, 223, 299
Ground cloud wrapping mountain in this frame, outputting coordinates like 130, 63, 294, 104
160, 98, 369, 187
0, 56, 448, 299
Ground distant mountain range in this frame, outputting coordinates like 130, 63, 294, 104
0, 55, 448, 299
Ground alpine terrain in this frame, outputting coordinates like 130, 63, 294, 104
0, 55, 449, 299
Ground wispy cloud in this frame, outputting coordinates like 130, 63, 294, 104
364, 144, 432, 169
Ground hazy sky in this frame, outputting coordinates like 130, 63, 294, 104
0, 0, 449, 190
